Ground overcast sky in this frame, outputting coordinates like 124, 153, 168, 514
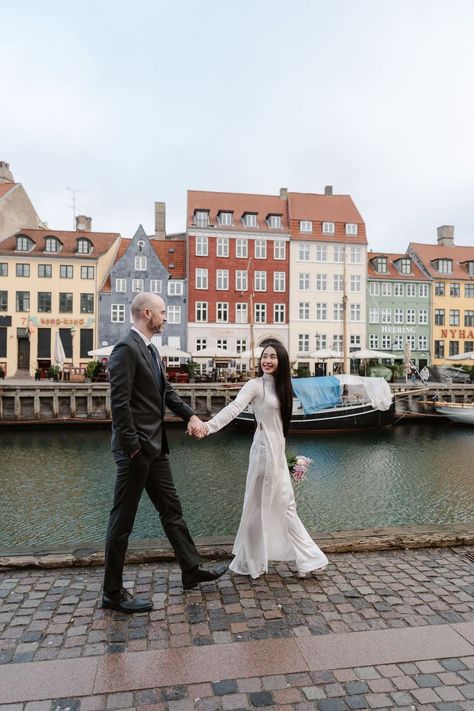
3, 0, 474, 251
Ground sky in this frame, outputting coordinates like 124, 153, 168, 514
3, 0, 474, 251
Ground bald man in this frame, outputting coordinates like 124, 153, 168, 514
102, 293, 227, 612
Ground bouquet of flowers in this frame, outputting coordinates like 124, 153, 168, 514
286, 452, 313, 483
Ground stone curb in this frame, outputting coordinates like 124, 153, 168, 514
1, 523, 473, 570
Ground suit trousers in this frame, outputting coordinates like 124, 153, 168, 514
103, 450, 201, 595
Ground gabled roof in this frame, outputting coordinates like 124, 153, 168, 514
287, 192, 367, 244
0, 183, 17, 199
409, 242, 474, 280
367, 252, 430, 281
187, 190, 289, 232
0, 227, 120, 259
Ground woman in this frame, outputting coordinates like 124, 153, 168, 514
201, 342, 328, 580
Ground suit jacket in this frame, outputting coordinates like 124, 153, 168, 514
109, 329, 194, 458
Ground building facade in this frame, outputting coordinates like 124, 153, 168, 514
0, 162, 45, 242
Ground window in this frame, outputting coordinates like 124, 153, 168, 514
333, 245, 344, 263
16, 263, 30, 277
115, 278, 126, 292
345, 223, 358, 235
299, 302, 309, 320
218, 211, 232, 226
80, 293, 94, 313
38, 292, 51, 313
298, 334, 309, 352
0, 263, 7, 276
298, 273, 310, 290
381, 282, 392, 296
350, 304, 361, 321
255, 303, 266, 323
274, 304, 285, 323
195, 302, 208, 322
300, 221, 312, 232
0, 290, 7, 311
450, 310, 460, 326
268, 215, 281, 228
334, 274, 344, 291
255, 240, 267, 259
236, 338, 247, 353
350, 246, 362, 264
254, 271, 267, 291
435, 282, 445, 296
394, 283, 404, 297
368, 282, 379, 296
216, 270, 229, 290
419, 284, 428, 297
419, 335, 428, 350
273, 272, 285, 291
406, 283, 416, 297
135, 255, 147, 271
464, 342, 474, 354
44, 237, 60, 253
381, 335, 391, 350
195, 338, 207, 351
60, 265, 73, 279
168, 281, 183, 296
322, 222, 335, 234
398, 258, 411, 274
406, 309, 416, 324
216, 302, 229, 322
196, 236, 208, 256
450, 283, 460, 297
316, 245, 327, 262
374, 257, 388, 273
16, 291, 30, 311
449, 341, 459, 357
406, 335, 415, 350
235, 303, 248, 323
195, 269, 208, 289
465, 284, 474, 298
195, 211, 209, 228
80, 329, 93, 359
132, 279, 144, 292
316, 303, 327, 320
350, 275, 361, 292
350, 335, 361, 351
77, 239, 92, 255
236, 238, 248, 258
418, 309, 428, 325
216, 338, 228, 350
465, 310, 474, 327
167, 305, 181, 324
244, 213, 257, 228
369, 308, 380, 324
316, 274, 327, 291
217, 236, 229, 257
333, 303, 343, 321
394, 308, 404, 324
37, 328, 51, 358
369, 334, 379, 349
315, 334, 327, 350
333, 335, 343, 351
466, 261, 474, 276
274, 240, 285, 259
59, 293, 73, 312
149, 279, 162, 293
167, 336, 181, 350
435, 340, 445, 359
435, 309, 445, 326
298, 243, 310, 261
111, 304, 125, 323
381, 308, 391, 324
235, 270, 248, 291
435, 259, 452, 274
16, 235, 31, 251
81, 266, 94, 279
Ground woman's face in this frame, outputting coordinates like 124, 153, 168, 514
261, 346, 278, 375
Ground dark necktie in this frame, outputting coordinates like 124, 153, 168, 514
147, 344, 164, 386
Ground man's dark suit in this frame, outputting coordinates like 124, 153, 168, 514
103, 328, 201, 596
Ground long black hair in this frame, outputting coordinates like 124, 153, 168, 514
257, 341, 293, 438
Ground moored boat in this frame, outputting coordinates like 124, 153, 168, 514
435, 402, 474, 425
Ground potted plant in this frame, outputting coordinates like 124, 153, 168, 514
34, 368, 41, 381
186, 360, 197, 383
85, 361, 98, 382
47, 365, 61, 381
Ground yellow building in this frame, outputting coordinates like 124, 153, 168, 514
409, 227, 474, 365
0, 219, 120, 377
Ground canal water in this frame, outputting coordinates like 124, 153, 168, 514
1, 423, 473, 549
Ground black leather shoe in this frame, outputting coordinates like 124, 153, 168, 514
182, 564, 229, 590
102, 588, 153, 613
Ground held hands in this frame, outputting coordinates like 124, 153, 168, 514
187, 415, 208, 440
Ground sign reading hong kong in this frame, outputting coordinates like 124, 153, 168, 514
20, 317, 95, 327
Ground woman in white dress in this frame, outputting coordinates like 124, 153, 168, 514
202, 341, 328, 580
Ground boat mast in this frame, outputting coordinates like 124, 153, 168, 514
247, 257, 256, 377
342, 246, 350, 374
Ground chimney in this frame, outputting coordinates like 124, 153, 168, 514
437, 225, 454, 247
154, 201, 166, 240
279, 187, 288, 200
324, 185, 333, 196
76, 215, 92, 231
0, 161, 14, 184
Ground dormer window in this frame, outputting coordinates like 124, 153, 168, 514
322, 222, 335, 234
16, 235, 33, 252
76, 238, 92, 255
194, 210, 209, 228
397, 258, 412, 275
218, 211, 233, 226
374, 256, 388, 273
300, 221, 312, 233
243, 213, 258, 228
463, 260, 474, 276
267, 214, 281, 229
345, 223, 358, 235
168, 248, 175, 254
434, 259, 453, 274
44, 236, 60, 253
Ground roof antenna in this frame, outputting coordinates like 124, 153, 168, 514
67, 187, 85, 229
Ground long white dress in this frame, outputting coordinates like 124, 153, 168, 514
206, 374, 329, 579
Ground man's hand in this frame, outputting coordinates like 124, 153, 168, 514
187, 415, 208, 439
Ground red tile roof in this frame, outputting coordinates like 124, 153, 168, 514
409, 242, 474, 281
0, 183, 17, 199
367, 252, 430, 281
288, 192, 367, 244
187, 190, 289, 232
0, 227, 120, 259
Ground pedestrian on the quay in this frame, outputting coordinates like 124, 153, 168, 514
102, 292, 227, 613
420, 365, 430, 382
189, 341, 328, 580
410, 366, 417, 384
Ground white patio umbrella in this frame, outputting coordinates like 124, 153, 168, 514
88, 345, 114, 357
309, 349, 343, 359
350, 349, 399, 359
447, 351, 474, 361
237, 346, 264, 359
54, 331, 66, 367
403, 340, 412, 372
157, 344, 191, 359
191, 346, 239, 359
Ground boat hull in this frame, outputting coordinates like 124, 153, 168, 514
435, 406, 474, 425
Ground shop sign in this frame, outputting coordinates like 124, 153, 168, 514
440, 329, 474, 339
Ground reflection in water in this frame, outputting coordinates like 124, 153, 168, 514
0, 423, 473, 547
